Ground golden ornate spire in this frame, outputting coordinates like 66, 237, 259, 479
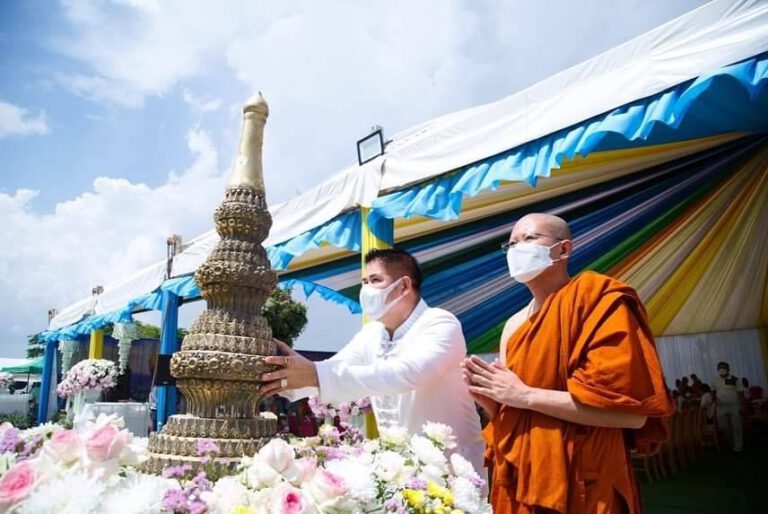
227, 92, 269, 191
143, 93, 278, 473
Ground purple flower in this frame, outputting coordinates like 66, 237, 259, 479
0, 427, 21, 454
188, 500, 208, 514
190, 471, 212, 492
162, 464, 193, 479
470, 475, 487, 488
384, 498, 399, 511
19, 435, 44, 460
162, 488, 189, 512
195, 439, 219, 458
406, 477, 427, 490
321, 446, 347, 460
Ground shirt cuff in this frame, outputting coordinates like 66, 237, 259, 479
315, 359, 341, 404
279, 386, 318, 403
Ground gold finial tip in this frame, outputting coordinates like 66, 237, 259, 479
244, 92, 269, 115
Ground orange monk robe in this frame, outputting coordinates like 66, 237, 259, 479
484, 271, 674, 514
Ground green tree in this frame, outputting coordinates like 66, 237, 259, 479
261, 287, 308, 347
26, 334, 44, 358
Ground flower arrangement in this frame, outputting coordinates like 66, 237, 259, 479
201, 421, 489, 514
0, 417, 490, 513
56, 359, 118, 398
308, 396, 372, 423
0, 415, 163, 513
0, 372, 13, 391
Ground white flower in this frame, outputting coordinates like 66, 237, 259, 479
373, 451, 409, 486
0, 453, 16, 475
379, 426, 409, 449
246, 438, 302, 488
419, 464, 446, 487
17, 470, 105, 514
409, 435, 447, 467
101, 470, 175, 514
323, 457, 377, 506
450, 453, 482, 482
200, 476, 251, 514
362, 439, 380, 454
248, 487, 275, 510
258, 438, 297, 473
450, 476, 484, 514
246, 459, 281, 488
20, 422, 63, 442
422, 422, 457, 450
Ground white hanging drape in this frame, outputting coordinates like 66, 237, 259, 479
655, 328, 767, 390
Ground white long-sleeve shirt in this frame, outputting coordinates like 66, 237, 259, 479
287, 300, 485, 474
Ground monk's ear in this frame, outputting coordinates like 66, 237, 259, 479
560, 240, 573, 259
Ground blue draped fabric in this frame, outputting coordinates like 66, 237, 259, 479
372, 53, 768, 222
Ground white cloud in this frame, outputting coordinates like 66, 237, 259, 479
0, 100, 50, 138
0, 128, 228, 352
182, 88, 221, 113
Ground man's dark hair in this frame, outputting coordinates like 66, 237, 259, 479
364, 248, 423, 293
717, 361, 730, 370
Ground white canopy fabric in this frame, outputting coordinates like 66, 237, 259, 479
379, 0, 768, 190
49, 0, 768, 331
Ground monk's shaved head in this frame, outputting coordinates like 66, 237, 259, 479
512, 213, 571, 240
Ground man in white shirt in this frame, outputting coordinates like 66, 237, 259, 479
259, 248, 485, 473
712, 361, 745, 452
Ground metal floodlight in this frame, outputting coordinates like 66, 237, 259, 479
356, 126, 385, 166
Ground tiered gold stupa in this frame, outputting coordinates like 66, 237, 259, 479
143, 93, 279, 473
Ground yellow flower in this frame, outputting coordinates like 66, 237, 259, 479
426, 483, 453, 505
403, 489, 426, 507
232, 506, 254, 514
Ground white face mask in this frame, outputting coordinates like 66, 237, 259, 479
718, 369, 729, 377
359, 277, 405, 320
506, 242, 563, 283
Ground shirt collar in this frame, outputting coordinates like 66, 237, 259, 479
386, 298, 428, 343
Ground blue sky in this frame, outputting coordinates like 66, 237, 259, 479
0, 0, 707, 357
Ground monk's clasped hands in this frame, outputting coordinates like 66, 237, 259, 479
461, 355, 534, 409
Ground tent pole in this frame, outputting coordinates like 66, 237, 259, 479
156, 290, 180, 431
88, 329, 104, 359
360, 207, 393, 438
37, 340, 58, 424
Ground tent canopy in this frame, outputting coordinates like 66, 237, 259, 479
42, 0, 768, 346
0, 356, 44, 375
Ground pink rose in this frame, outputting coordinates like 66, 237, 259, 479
294, 457, 318, 484
258, 438, 295, 473
0, 462, 36, 507
46, 429, 82, 463
268, 484, 309, 514
308, 469, 348, 506
85, 424, 130, 461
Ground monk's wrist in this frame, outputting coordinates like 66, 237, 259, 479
519, 385, 540, 410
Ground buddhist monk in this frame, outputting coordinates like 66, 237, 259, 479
462, 213, 674, 514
